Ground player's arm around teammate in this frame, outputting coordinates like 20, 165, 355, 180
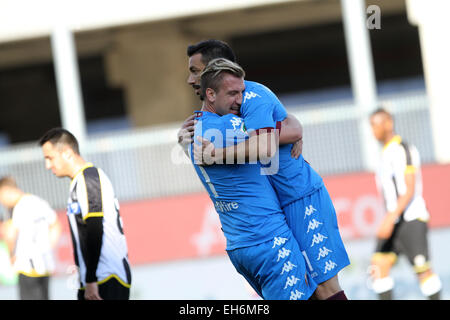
280, 114, 303, 159
177, 114, 197, 156
193, 114, 303, 165
181, 40, 349, 300
177, 39, 304, 161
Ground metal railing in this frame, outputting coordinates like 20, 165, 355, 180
0, 89, 434, 215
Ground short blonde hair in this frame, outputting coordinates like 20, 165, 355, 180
200, 58, 245, 98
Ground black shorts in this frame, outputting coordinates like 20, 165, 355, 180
18, 274, 49, 300
374, 218, 431, 273
77, 277, 130, 300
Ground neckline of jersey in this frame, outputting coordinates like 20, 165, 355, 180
71, 162, 94, 183
383, 135, 401, 151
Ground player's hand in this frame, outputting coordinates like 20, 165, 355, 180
177, 115, 196, 146
194, 136, 216, 165
290, 138, 303, 159
376, 212, 397, 239
84, 282, 103, 300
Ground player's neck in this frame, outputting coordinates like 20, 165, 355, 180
10, 189, 25, 208
201, 101, 216, 114
69, 157, 90, 179
383, 132, 396, 146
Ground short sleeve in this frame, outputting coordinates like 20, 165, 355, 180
395, 143, 417, 175
77, 167, 104, 221
11, 195, 30, 228
240, 82, 287, 132
11, 205, 22, 229
242, 102, 278, 133
42, 200, 57, 225
272, 102, 288, 122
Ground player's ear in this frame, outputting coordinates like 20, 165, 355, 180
61, 146, 74, 161
205, 88, 216, 102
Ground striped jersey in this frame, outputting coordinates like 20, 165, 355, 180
11, 194, 57, 276
375, 135, 429, 222
67, 163, 131, 289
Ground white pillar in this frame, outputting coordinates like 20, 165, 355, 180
407, 0, 450, 164
341, 0, 379, 171
50, 22, 86, 149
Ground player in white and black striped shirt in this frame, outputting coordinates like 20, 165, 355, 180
0, 176, 61, 300
369, 108, 441, 300
40, 128, 131, 300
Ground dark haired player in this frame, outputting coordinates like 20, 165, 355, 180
40, 128, 131, 300
178, 40, 349, 300
369, 109, 441, 300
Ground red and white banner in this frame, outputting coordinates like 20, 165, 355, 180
54, 163, 450, 269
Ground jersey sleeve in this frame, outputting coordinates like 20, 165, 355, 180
242, 102, 278, 134
11, 196, 29, 229
241, 82, 287, 133
11, 205, 22, 229
77, 167, 105, 283
38, 198, 57, 225
395, 142, 416, 175
402, 143, 418, 174
77, 167, 104, 221
272, 101, 288, 122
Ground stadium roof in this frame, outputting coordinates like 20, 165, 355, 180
0, 0, 297, 43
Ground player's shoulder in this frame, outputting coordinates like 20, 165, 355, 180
244, 80, 268, 91
398, 138, 416, 152
15, 194, 49, 215
244, 80, 274, 96
82, 165, 99, 176
18, 194, 41, 207
196, 111, 224, 130
243, 80, 279, 105
80, 165, 104, 185
386, 136, 414, 154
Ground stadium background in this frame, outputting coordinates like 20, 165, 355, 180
0, 0, 449, 299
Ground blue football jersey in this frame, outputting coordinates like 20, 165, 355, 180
241, 80, 324, 208
190, 110, 289, 250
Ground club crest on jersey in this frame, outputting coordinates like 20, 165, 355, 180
67, 202, 81, 215
230, 117, 247, 133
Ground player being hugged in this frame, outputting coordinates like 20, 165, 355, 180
189, 58, 317, 300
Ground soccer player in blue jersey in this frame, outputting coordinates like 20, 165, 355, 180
189, 58, 317, 300
179, 40, 302, 163
178, 40, 349, 300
